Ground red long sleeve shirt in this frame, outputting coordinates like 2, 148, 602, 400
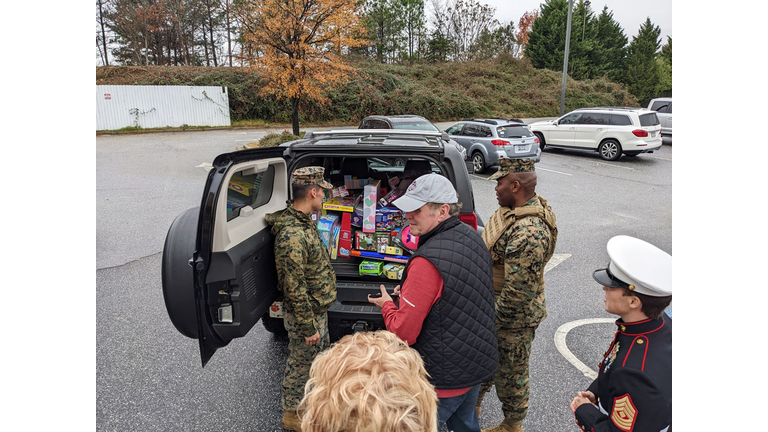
381, 256, 470, 398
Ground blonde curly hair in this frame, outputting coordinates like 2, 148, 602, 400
298, 330, 438, 432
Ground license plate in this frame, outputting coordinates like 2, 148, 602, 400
514, 144, 531, 153
269, 301, 284, 318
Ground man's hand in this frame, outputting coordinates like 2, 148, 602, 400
304, 331, 320, 346
570, 391, 596, 412
368, 285, 396, 308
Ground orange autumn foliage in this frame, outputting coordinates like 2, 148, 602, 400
516, 9, 540, 57
238, 0, 368, 133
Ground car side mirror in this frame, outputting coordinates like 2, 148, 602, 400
441, 131, 450, 141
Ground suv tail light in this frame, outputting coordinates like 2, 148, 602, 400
533, 136, 540, 144
459, 212, 478, 230
491, 139, 510, 146
632, 129, 649, 137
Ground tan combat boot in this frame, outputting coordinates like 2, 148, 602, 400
281, 411, 302, 431
482, 420, 523, 432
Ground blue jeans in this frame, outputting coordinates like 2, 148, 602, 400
437, 384, 482, 432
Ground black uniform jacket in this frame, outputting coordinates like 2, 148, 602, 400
574, 312, 672, 432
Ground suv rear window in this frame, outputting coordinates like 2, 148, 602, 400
639, 113, 660, 126
391, 121, 439, 131
610, 114, 632, 126
227, 166, 275, 221
497, 125, 533, 138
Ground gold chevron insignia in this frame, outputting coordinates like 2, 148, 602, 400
611, 394, 637, 431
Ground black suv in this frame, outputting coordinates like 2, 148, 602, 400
162, 129, 483, 366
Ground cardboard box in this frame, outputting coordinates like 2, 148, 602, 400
317, 214, 340, 255
362, 180, 380, 233
375, 207, 404, 231
355, 231, 377, 252
376, 232, 390, 253
228, 175, 254, 196
338, 213, 352, 257
359, 260, 384, 276
383, 263, 405, 280
344, 175, 373, 189
323, 196, 359, 212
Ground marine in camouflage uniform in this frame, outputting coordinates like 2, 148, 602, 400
264, 167, 336, 429
478, 158, 558, 432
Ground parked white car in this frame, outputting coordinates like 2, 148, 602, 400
648, 98, 672, 137
529, 107, 663, 161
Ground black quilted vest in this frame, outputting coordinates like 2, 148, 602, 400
405, 216, 499, 389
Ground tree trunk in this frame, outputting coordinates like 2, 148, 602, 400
98, 0, 109, 66
207, 0, 218, 66
291, 96, 300, 136
225, 0, 232, 66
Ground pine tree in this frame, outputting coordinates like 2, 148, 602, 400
624, 17, 663, 106
525, 0, 570, 71
594, 6, 628, 82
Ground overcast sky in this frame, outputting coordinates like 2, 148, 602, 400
470, 0, 672, 41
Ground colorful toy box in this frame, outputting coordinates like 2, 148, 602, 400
355, 231, 377, 252
383, 263, 405, 280
375, 207, 404, 231
322, 195, 359, 212
317, 214, 340, 256
359, 260, 384, 276
362, 180, 380, 233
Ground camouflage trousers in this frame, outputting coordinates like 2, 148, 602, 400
477, 326, 537, 423
281, 311, 330, 411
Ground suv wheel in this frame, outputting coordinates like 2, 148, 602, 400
472, 152, 487, 173
534, 132, 546, 151
261, 311, 288, 338
598, 139, 622, 161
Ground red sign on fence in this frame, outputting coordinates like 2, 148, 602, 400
104, 93, 111, 100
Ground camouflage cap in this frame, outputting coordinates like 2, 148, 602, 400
488, 157, 536, 181
292, 166, 333, 189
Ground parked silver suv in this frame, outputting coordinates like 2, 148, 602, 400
648, 98, 672, 137
445, 118, 541, 173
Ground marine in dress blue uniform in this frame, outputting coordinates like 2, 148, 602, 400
570, 235, 672, 432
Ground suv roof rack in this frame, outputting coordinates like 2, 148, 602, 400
577, 107, 644, 111
461, 118, 525, 125
304, 129, 449, 145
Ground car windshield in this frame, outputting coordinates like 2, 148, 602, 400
392, 122, 439, 131
496, 125, 533, 138
639, 113, 660, 127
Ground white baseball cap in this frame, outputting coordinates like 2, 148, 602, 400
392, 173, 458, 212
592, 235, 672, 297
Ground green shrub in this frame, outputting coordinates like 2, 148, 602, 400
258, 131, 307, 147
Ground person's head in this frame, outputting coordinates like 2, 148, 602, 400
291, 166, 332, 212
298, 330, 438, 432
593, 235, 672, 320
489, 158, 537, 208
391, 173, 461, 237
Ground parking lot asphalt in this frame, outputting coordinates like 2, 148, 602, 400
95, 128, 672, 431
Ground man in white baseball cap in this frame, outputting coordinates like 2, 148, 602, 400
571, 235, 672, 432
368, 172, 499, 432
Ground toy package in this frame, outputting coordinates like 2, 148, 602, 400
379, 189, 403, 207
323, 195, 359, 212
362, 180, 380, 233
383, 263, 405, 280
375, 207, 404, 231
355, 231, 377, 252
338, 212, 352, 257
375, 232, 390, 253
344, 175, 373, 189
317, 214, 340, 256
329, 186, 349, 198
359, 260, 384, 276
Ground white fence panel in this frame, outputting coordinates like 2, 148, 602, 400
96, 85, 231, 131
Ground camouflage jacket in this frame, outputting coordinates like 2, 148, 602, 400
265, 204, 337, 337
485, 194, 556, 329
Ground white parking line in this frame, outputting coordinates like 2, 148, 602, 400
554, 318, 615, 380
595, 162, 634, 170
538, 167, 572, 176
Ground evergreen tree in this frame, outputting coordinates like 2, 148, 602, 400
624, 17, 663, 105
567, 0, 598, 80
525, 0, 570, 71
594, 6, 628, 82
